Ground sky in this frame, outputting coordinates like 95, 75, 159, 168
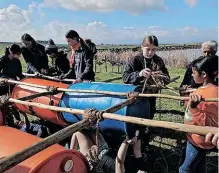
0, 0, 218, 44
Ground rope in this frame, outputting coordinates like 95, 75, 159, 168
0, 78, 9, 85
126, 91, 139, 99
82, 108, 105, 165
95, 118, 101, 154
82, 108, 104, 127
46, 86, 59, 94
141, 71, 169, 93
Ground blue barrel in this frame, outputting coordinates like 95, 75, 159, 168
60, 82, 150, 137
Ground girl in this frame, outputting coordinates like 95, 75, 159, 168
58, 30, 95, 83
70, 129, 147, 173
0, 44, 23, 80
179, 55, 218, 173
123, 35, 170, 119
122, 35, 170, 150
0, 44, 24, 121
21, 33, 49, 75
0, 44, 23, 95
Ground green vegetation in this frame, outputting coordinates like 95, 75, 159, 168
0, 43, 216, 172
94, 67, 217, 173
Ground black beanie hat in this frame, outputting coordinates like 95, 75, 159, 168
65, 30, 80, 39
45, 39, 58, 53
21, 33, 34, 42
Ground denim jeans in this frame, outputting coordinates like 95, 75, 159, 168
179, 141, 207, 173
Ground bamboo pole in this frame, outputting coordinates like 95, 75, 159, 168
0, 120, 89, 173
8, 98, 219, 136
17, 91, 61, 101
0, 96, 136, 172
1, 78, 218, 102
104, 96, 137, 113
102, 114, 218, 135
22, 73, 76, 83
9, 98, 84, 115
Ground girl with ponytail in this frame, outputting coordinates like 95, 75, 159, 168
59, 30, 95, 83
179, 55, 218, 173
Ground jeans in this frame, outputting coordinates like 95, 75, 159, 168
179, 141, 207, 173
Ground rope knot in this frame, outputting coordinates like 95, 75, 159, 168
46, 86, 59, 94
0, 79, 9, 86
127, 92, 139, 99
0, 94, 10, 108
83, 108, 104, 126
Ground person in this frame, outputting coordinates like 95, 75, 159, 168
21, 33, 49, 75
84, 38, 97, 58
45, 39, 70, 76
180, 40, 218, 90
0, 44, 23, 81
179, 56, 218, 173
123, 35, 170, 120
0, 44, 23, 108
0, 44, 24, 121
70, 129, 147, 173
58, 30, 95, 83
13, 113, 49, 137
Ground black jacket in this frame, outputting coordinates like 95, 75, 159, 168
22, 43, 49, 74
123, 53, 170, 87
64, 46, 95, 80
180, 55, 218, 88
0, 55, 23, 80
49, 51, 70, 76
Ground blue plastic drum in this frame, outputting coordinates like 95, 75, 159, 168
60, 82, 150, 137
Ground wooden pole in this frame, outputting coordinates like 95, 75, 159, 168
104, 96, 137, 113
9, 98, 84, 115
2, 78, 218, 102
22, 73, 76, 83
0, 119, 89, 173
169, 76, 180, 83
0, 96, 137, 172
102, 113, 218, 135
17, 91, 61, 101
8, 98, 219, 136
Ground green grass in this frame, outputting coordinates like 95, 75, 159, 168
94, 66, 218, 173
0, 44, 217, 172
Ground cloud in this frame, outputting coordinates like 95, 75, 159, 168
184, 0, 199, 8
124, 26, 134, 29
41, 0, 167, 14
148, 25, 160, 29
0, 4, 217, 44
0, 4, 35, 39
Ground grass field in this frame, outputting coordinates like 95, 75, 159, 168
0, 45, 217, 172
95, 66, 217, 173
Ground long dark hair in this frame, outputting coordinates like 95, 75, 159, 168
21, 33, 44, 56
65, 30, 91, 51
192, 55, 218, 82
